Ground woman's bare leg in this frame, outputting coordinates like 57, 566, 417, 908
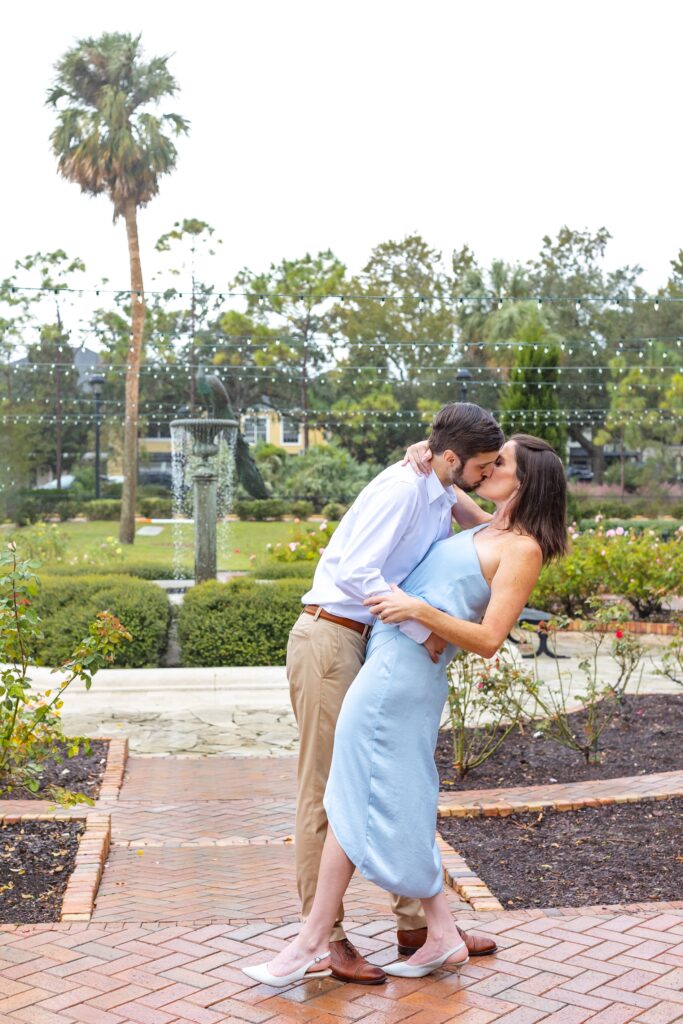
264, 829, 355, 976
402, 890, 468, 967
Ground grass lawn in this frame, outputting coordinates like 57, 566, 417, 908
2, 519, 306, 572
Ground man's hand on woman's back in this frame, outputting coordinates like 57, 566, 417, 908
402, 440, 433, 476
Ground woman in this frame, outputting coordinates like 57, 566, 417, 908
243, 435, 568, 986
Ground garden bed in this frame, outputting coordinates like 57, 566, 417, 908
436, 694, 683, 790
438, 796, 683, 909
1, 739, 109, 801
0, 819, 85, 923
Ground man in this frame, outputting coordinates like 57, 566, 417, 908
287, 402, 503, 985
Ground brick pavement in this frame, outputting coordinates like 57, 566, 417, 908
4, 755, 683, 1021
3, 913, 683, 1022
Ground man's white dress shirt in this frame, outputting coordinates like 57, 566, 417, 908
302, 462, 457, 644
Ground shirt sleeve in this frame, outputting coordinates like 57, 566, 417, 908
332, 480, 430, 644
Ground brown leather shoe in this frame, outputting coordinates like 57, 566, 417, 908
397, 925, 497, 958
329, 938, 386, 985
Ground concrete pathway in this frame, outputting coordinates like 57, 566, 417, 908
49, 632, 680, 756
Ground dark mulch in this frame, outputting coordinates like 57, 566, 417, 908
0, 820, 85, 923
436, 694, 683, 791
1, 739, 109, 801
439, 797, 683, 909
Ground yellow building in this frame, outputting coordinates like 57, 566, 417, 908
240, 408, 326, 453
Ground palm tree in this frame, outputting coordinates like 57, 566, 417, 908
47, 33, 189, 543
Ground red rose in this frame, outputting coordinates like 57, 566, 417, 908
615, 629, 624, 639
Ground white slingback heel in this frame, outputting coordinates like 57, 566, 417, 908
384, 940, 469, 978
241, 951, 331, 987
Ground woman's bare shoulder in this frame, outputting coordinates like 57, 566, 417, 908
504, 531, 543, 564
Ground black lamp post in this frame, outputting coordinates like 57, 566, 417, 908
89, 373, 106, 499
456, 367, 473, 403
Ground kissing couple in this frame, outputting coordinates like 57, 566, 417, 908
244, 402, 568, 986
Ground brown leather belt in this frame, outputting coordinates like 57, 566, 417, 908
303, 604, 371, 637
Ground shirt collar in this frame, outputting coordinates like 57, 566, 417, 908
426, 469, 458, 507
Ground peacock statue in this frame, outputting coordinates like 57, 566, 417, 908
195, 366, 270, 499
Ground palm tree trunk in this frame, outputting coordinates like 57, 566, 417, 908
119, 199, 145, 544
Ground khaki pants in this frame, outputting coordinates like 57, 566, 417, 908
287, 611, 427, 942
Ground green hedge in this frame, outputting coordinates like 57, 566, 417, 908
569, 495, 683, 520
42, 562, 188, 580
178, 578, 309, 666
137, 497, 173, 518
252, 562, 316, 580
80, 499, 121, 520
233, 498, 315, 520
32, 574, 171, 667
577, 518, 682, 538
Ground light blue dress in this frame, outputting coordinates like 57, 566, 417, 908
324, 523, 491, 899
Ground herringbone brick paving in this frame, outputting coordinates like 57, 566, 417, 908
5, 755, 683, 1020
3, 914, 683, 1023
92, 756, 467, 923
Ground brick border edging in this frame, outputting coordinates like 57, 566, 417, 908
437, 768, 683, 819
60, 813, 111, 922
437, 767, 683, 913
437, 835, 503, 912
0, 810, 111, 923
97, 735, 128, 800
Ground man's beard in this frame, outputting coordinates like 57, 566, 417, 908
451, 468, 482, 493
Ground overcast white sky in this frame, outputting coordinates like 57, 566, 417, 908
4, 0, 682, 305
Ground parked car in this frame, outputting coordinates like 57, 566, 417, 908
566, 466, 594, 481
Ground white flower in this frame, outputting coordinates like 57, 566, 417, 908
288, 542, 299, 552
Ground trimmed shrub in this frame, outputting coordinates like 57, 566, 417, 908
5, 490, 81, 526
138, 497, 173, 518
82, 499, 121, 520
42, 561, 188, 580
233, 498, 288, 520
32, 574, 171, 667
178, 578, 309, 666
321, 501, 347, 520
578, 518, 682, 539
253, 562, 316, 580
288, 500, 315, 519
569, 494, 683, 520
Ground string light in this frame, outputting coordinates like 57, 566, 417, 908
5, 283, 683, 304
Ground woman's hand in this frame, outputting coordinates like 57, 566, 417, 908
365, 584, 425, 623
402, 440, 433, 476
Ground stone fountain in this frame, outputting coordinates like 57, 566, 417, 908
170, 416, 237, 583
170, 367, 269, 584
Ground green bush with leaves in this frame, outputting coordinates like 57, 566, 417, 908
268, 520, 335, 563
577, 518, 681, 538
252, 562, 316, 580
137, 496, 173, 518
531, 522, 683, 619
276, 445, 377, 511
234, 498, 289, 520
31, 574, 170, 668
0, 545, 132, 802
81, 499, 121, 520
43, 561, 187, 580
178, 578, 309, 666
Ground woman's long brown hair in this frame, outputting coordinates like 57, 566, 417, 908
505, 434, 569, 563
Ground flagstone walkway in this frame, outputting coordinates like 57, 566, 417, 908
4, 755, 683, 1022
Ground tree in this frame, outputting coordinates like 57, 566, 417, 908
526, 226, 642, 481
499, 305, 567, 456
235, 251, 346, 449
47, 32, 189, 542
332, 235, 457, 453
